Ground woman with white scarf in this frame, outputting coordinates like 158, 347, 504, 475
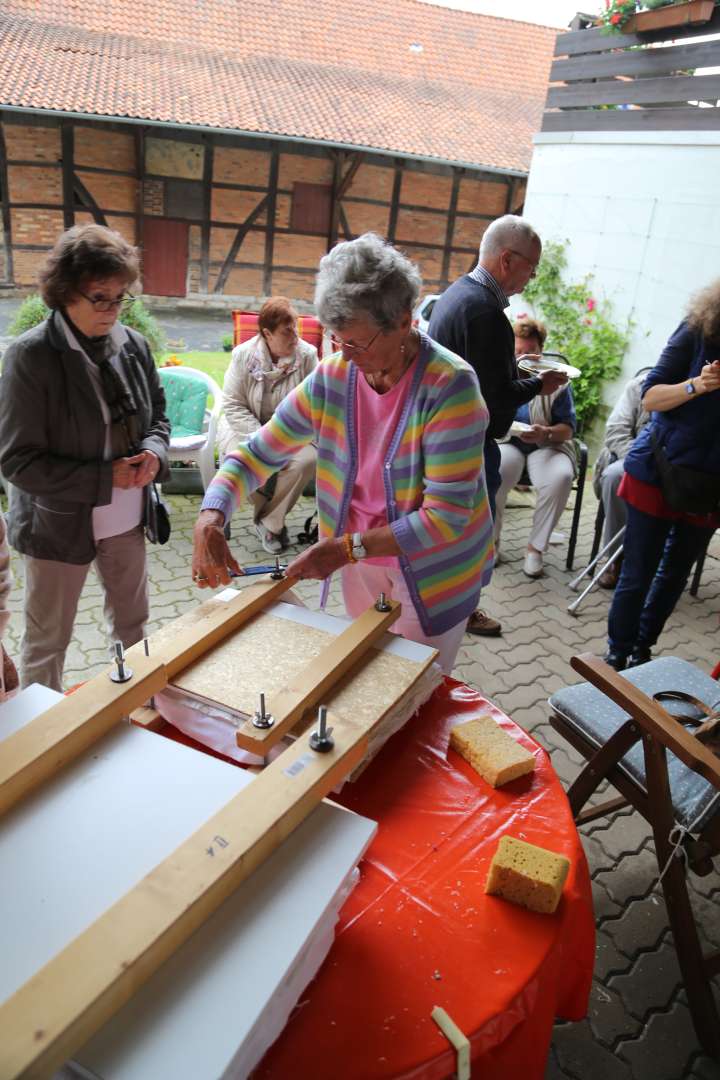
216, 298, 317, 554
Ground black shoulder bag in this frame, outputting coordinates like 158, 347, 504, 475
651, 431, 720, 515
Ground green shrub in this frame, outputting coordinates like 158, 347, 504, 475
8, 295, 50, 336
7, 294, 166, 358
522, 240, 631, 435
221, 332, 233, 352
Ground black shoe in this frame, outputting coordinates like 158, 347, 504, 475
627, 647, 652, 668
603, 650, 627, 672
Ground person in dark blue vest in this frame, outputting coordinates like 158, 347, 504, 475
605, 281, 720, 671
429, 214, 567, 636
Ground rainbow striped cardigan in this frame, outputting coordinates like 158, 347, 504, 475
203, 333, 494, 636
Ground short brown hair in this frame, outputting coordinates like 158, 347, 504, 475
513, 316, 547, 349
39, 224, 140, 309
258, 296, 297, 335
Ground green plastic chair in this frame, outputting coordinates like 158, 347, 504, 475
157, 367, 222, 490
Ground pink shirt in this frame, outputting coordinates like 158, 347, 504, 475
346, 366, 412, 565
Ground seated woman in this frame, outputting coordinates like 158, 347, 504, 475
494, 318, 577, 578
192, 233, 493, 675
217, 297, 317, 554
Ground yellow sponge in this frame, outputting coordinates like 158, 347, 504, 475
449, 716, 535, 787
485, 836, 570, 915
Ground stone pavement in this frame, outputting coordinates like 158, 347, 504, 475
2, 486, 718, 1079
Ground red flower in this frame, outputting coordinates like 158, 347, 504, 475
583, 317, 593, 326
586, 298, 596, 312
610, 12, 622, 23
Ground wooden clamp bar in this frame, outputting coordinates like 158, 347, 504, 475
235, 599, 402, 753
0, 715, 368, 1080
0, 578, 294, 820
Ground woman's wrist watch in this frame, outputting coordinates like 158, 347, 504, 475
686, 378, 697, 396
351, 531, 368, 560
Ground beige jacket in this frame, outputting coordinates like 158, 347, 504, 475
217, 335, 318, 460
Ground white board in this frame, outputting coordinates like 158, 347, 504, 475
0, 686, 376, 1079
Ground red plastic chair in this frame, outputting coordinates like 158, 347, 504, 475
231, 311, 324, 357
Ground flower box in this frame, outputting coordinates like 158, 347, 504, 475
626, 0, 715, 32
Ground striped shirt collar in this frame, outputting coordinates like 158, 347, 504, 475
468, 262, 508, 310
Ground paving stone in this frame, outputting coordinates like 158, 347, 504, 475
552, 1018, 633, 1080
608, 933, 683, 1020
594, 847, 662, 906
602, 893, 672, 956
594, 928, 634, 983
619, 996, 705, 1080
690, 1051, 720, 1079
585, 810, 653, 858
587, 980, 643, 1048
592, 878, 623, 922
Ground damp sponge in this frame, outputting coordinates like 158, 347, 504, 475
449, 716, 535, 787
485, 835, 570, 915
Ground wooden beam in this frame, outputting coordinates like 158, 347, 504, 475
326, 150, 344, 252
0, 718, 368, 1080
235, 599, 401, 752
263, 150, 279, 297
213, 194, 270, 294
200, 136, 213, 293
338, 203, 353, 240
0, 123, 14, 282
542, 105, 720, 132
441, 167, 462, 286
554, 7, 720, 55
72, 174, 108, 226
134, 126, 145, 252
550, 39, 720, 84
386, 160, 404, 243
60, 122, 74, 230
547, 72, 720, 109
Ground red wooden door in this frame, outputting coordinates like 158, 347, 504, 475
141, 219, 189, 296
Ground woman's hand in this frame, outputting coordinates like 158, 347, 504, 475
519, 424, 548, 445
286, 538, 347, 581
112, 450, 159, 489
697, 362, 720, 394
192, 509, 242, 588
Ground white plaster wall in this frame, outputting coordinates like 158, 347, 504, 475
519, 131, 720, 403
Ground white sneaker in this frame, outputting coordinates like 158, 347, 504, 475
523, 549, 543, 578
254, 523, 283, 555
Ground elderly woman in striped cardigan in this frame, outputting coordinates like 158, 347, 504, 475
192, 233, 493, 673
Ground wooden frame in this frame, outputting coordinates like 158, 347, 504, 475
0, 584, 418, 1077
549, 653, 720, 1059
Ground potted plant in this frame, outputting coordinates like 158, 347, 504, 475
600, 0, 716, 33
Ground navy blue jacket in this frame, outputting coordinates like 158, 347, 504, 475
428, 275, 541, 438
625, 321, 720, 485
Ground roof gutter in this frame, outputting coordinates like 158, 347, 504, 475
0, 104, 529, 179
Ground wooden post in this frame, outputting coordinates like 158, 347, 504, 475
262, 150, 279, 297
200, 136, 213, 293
60, 122, 74, 230
0, 123, 14, 282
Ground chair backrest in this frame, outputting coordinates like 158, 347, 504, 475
231, 311, 324, 357
158, 367, 219, 438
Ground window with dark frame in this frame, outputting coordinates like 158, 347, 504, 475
290, 182, 332, 236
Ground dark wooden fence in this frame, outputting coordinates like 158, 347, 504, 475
543, 6, 720, 132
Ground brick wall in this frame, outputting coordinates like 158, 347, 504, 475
0, 114, 522, 301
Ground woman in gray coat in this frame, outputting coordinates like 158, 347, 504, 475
0, 224, 170, 691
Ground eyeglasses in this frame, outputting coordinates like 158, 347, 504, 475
508, 250, 539, 275
78, 290, 136, 312
329, 327, 383, 355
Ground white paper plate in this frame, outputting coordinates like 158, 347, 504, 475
508, 420, 533, 436
518, 355, 581, 379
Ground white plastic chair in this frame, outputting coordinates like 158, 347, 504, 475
158, 366, 223, 491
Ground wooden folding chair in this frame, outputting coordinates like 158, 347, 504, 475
548, 654, 720, 1059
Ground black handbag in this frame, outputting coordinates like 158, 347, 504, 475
651, 431, 720, 515
145, 481, 171, 545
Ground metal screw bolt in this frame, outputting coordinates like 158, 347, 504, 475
375, 591, 392, 612
252, 691, 275, 729
270, 556, 284, 580
110, 641, 133, 683
310, 705, 334, 753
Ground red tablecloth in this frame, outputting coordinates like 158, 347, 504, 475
163, 678, 594, 1078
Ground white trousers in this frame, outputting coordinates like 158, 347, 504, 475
495, 444, 574, 553
600, 458, 627, 548
340, 562, 467, 675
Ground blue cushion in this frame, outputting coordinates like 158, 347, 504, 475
158, 370, 208, 439
550, 657, 720, 832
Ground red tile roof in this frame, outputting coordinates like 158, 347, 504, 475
0, 1, 557, 173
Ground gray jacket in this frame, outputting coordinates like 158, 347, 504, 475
0, 311, 170, 564
592, 373, 651, 498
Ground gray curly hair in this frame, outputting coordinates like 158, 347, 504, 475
314, 233, 422, 332
686, 278, 720, 346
